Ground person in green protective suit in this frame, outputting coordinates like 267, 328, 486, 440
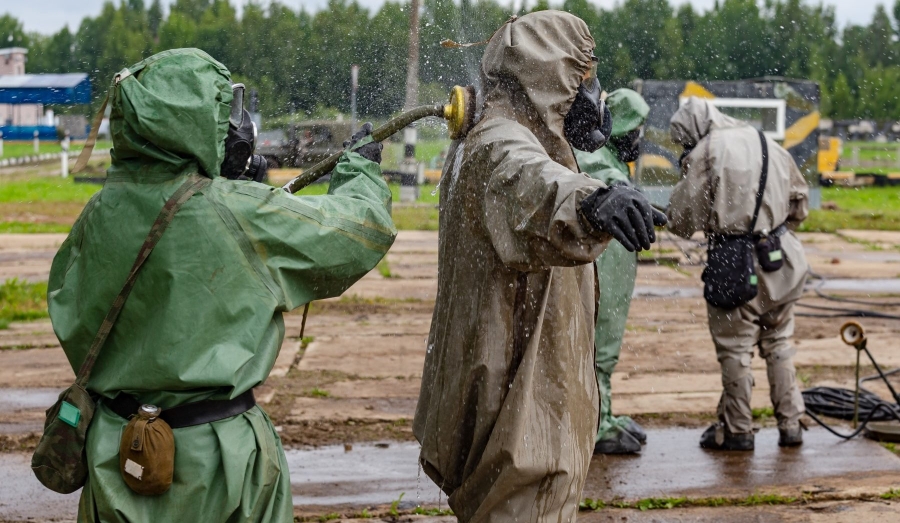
47, 49, 396, 521
574, 88, 650, 454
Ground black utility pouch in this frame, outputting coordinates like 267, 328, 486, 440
703, 236, 758, 310
755, 233, 784, 272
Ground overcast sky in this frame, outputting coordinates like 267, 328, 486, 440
7, 0, 890, 36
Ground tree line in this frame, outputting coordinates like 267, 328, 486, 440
2, 0, 900, 121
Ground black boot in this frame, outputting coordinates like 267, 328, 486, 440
778, 424, 803, 447
594, 426, 642, 455
622, 418, 647, 444
699, 423, 754, 451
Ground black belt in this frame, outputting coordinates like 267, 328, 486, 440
711, 223, 788, 244
106, 390, 256, 429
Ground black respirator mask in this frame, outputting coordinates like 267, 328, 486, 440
222, 83, 267, 182
564, 57, 612, 153
609, 127, 643, 163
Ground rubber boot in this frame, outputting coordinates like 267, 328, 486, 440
699, 423, 754, 451
594, 426, 642, 455
620, 417, 647, 444
778, 424, 803, 447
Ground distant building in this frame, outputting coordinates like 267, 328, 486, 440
0, 47, 44, 127
0, 47, 91, 139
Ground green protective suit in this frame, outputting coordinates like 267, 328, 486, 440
47, 49, 396, 522
574, 88, 649, 443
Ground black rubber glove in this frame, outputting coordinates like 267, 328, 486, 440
580, 185, 668, 252
343, 122, 383, 165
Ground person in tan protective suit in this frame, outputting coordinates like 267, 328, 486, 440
666, 97, 809, 451
414, 11, 666, 522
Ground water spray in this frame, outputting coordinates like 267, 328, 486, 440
282, 85, 476, 194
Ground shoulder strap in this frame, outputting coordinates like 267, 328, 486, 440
74, 174, 211, 387
749, 130, 769, 234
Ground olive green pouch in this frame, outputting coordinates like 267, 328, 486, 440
31, 174, 210, 494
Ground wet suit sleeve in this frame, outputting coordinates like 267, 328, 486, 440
219, 149, 397, 311
666, 139, 712, 239
786, 156, 809, 230
480, 121, 610, 272
574, 147, 631, 187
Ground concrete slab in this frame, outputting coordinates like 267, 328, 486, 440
271, 339, 300, 378
838, 229, 900, 247
326, 378, 422, 399
296, 336, 426, 378
0, 348, 73, 388
290, 396, 417, 422
583, 427, 900, 501
616, 390, 771, 416
343, 277, 437, 301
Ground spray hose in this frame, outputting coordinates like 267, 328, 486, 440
282, 85, 475, 194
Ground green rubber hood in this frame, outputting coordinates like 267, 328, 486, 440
607, 88, 649, 138
108, 48, 233, 179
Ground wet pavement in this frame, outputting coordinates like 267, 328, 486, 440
583, 427, 900, 500
3, 428, 898, 521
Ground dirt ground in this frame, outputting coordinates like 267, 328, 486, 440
3, 229, 900, 520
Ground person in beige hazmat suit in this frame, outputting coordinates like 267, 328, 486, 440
666, 97, 809, 450
414, 10, 666, 521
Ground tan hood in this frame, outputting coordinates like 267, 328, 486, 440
480, 10, 595, 170
670, 96, 746, 148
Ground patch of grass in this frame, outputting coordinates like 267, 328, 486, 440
393, 205, 439, 230
376, 258, 395, 278
881, 442, 900, 456
0, 278, 48, 329
752, 407, 775, 421
802, 186, 900, 232
0, 140, 112, 160
881, 488, 900, 499
412, 506, 454, 516
0, 176, 102, 204
300, 336, 315, 349
652, 258, 692, 277
0, 221, 72, 233
309, 387, 330, 398
581, 493, 798, 512
317, 512, 341, 522
389, 492, 405, 516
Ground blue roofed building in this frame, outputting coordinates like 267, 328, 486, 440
0, 47, 92, 139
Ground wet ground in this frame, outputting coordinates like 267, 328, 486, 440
3, 428, 898, 522
3, 230, 900, 520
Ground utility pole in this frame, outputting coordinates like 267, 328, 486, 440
400, 0, 421, 203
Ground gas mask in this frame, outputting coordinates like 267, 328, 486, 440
609, 127, 643, 163
221, 83, 267, 182
564, 56, 612, 153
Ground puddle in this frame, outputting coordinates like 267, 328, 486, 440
288, 442, 442, 508
635, 278, 900, 299
0, 441, 442, 521
815, 278, 900, 294
2, 428, 897, 520
633, 285, 702, 298
584, 427, 900, 500
0, 388, 61, 414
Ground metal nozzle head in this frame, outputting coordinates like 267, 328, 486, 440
444, 85, 476, 140
840, 321, 866, 348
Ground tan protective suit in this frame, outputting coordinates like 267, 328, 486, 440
413, 11, 609, 522
666, 98, 809, 434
